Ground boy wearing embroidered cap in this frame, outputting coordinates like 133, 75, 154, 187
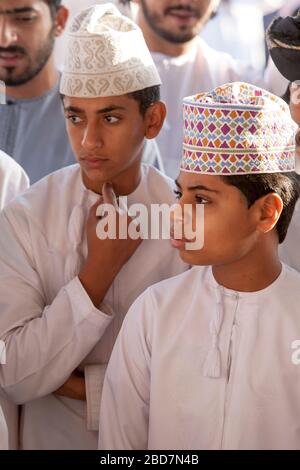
0, 4, 187, 449
99, 82, 300, 450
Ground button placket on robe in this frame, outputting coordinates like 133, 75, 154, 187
203, 285, 224, 378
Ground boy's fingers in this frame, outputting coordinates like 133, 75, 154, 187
102, 182, 118, 209
90, 196, 103, 217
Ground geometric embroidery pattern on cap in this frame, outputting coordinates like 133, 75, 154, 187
181, 82, 297, 174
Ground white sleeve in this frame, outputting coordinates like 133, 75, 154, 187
0, 152, 30, 210
14, 167, 29, 195
99, 291, 153, 450
0, 210, 113, 404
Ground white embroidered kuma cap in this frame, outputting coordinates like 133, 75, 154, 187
60, 3, 161, 98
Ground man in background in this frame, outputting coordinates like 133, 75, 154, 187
0, 0, 74, 183
117, 0, 261, 177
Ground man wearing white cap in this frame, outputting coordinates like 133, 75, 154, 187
0, 4, 187, 450
0, 0, 161, 183
100, 82, 300, 450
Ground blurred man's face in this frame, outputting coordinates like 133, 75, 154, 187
0, 0, 55, 86
137, 0, 218, 44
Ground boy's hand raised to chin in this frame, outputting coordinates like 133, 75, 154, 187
78, 182, 143, 308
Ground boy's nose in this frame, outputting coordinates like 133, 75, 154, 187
81, 125, 104, 151
170, 202, 185, 237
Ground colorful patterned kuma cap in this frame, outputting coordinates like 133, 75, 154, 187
60, 3, 161, 98
181, 82, 297, 175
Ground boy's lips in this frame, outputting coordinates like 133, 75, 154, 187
81, 156, 110, 169
170, 229, 187, 249
170, 238, 186, 249
170, 228, 197, 249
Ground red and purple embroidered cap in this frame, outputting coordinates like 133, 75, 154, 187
181, 82, 297, 175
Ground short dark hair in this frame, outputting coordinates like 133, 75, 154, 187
221, 172, 300, 243
43, 0, 62, 18
60, 85, 161, 116
127, 85, 160, 115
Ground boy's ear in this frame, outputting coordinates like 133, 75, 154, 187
54, 6, 69, 38
144, 101, 167, 139
255, 193, 283, 235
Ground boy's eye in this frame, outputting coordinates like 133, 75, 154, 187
174, 190, 182, 200
104, 116, 119, 124
66, 115, 82, 124
195, 195, 209, 205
